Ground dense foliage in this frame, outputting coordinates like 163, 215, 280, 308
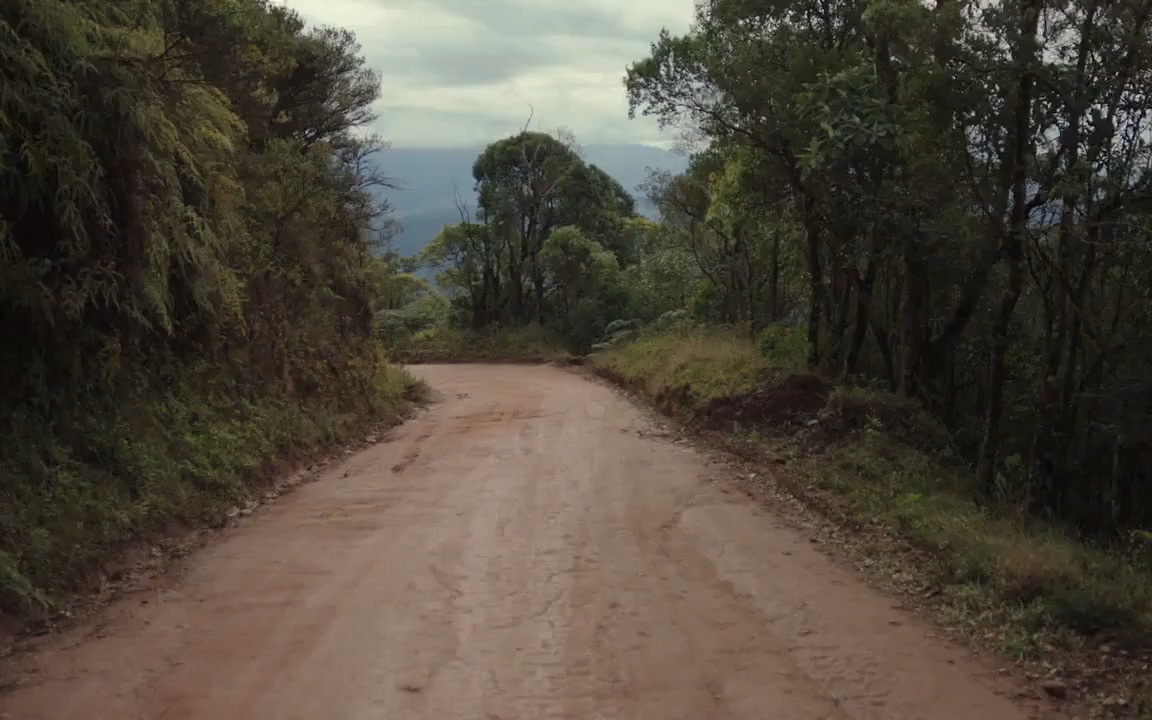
418, 132, 638, 352
618, 0, 1152, 538
0, 0, 411, 609
413, 0, 1152, 543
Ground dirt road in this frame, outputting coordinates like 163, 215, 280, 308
0, 364, 1055, 719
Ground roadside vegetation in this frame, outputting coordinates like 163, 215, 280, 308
0, 0, 423, 615
8, 0, 1152, 708
594, 330, 1152, 660
388, 325, 567, 364
403, 0, 1152, 707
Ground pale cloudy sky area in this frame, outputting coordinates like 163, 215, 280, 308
283, 0, 696, 148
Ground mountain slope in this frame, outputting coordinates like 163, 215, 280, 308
375, 144, 687, 257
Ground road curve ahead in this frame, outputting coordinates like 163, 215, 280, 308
0, 364, 1053, 720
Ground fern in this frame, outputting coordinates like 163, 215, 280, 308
0, 0, 401, 612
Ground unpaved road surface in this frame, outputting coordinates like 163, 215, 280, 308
0, 365, 1056, 719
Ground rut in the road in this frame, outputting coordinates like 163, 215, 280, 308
0, 365, 1059, 720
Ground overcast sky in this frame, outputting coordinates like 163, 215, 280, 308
284, 0, 694, 148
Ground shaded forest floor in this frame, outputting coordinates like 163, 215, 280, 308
590, 328, 1152, 719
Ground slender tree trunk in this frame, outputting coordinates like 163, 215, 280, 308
504, 214, 526, 324
473, 277, 486, 329
1028, 218, 1071, 507
1029, 2, 1097, 504
769, 229, 781, 321
869, 315, 897, 391
489, 266, 502, 326
977, 254, 1026, 494
802, 197, 824, 368
531, 250, 545, 323
899, 237, 924, 397
726, 241, 739, 324
977, 0, 1041, 495
742, 236, 756, 333
826, 264, 852, 373
844, 233, 881, 379
1055, 235, 1095, 506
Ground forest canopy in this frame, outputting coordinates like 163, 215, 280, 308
617, 0, 1152, 536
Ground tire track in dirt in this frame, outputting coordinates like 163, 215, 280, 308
0, 364, 1065, 719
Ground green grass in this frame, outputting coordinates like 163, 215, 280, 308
592, 327, 776, 411
0, 352, 423, 615
389, 324, 568, 364
593, 327, 1152, 651
803, 428, 1152, 646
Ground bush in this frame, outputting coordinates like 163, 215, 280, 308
655, 309, 694, 331
756, 323, 808, 367
389, 324, 567, 363
592, 327, 772, 410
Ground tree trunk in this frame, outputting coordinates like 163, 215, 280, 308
899, 238, 924, 398
769, 229, 781, 321
844, 233, 881, 379
802, 196, 824, 368
1028, 217, 1071, 507
531, 250, 545, 323
976, 256, 1026, 494
869, 315, 897, 391
976, 0, 1041, 495
507, 244, 524, 323
1029, 1, 1096, 504
826, 265, 852, 373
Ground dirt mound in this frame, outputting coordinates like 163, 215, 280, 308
652, 383, 694, 416
702, 374, 830, 430
822, 389, 953, 452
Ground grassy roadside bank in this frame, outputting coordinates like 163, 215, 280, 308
389, 325, 571, 364
0, 358, 426, 620
592, 328, 1152, 713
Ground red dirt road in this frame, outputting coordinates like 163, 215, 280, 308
0, 365, 1058, 719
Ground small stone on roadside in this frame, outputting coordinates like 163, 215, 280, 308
1040, 680, 1068, 699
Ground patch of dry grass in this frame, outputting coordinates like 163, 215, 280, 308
592, 327, 773, 410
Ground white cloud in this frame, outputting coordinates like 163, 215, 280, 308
283, 0, 695, 147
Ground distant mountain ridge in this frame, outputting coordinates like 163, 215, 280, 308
373, 144, 688, 257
